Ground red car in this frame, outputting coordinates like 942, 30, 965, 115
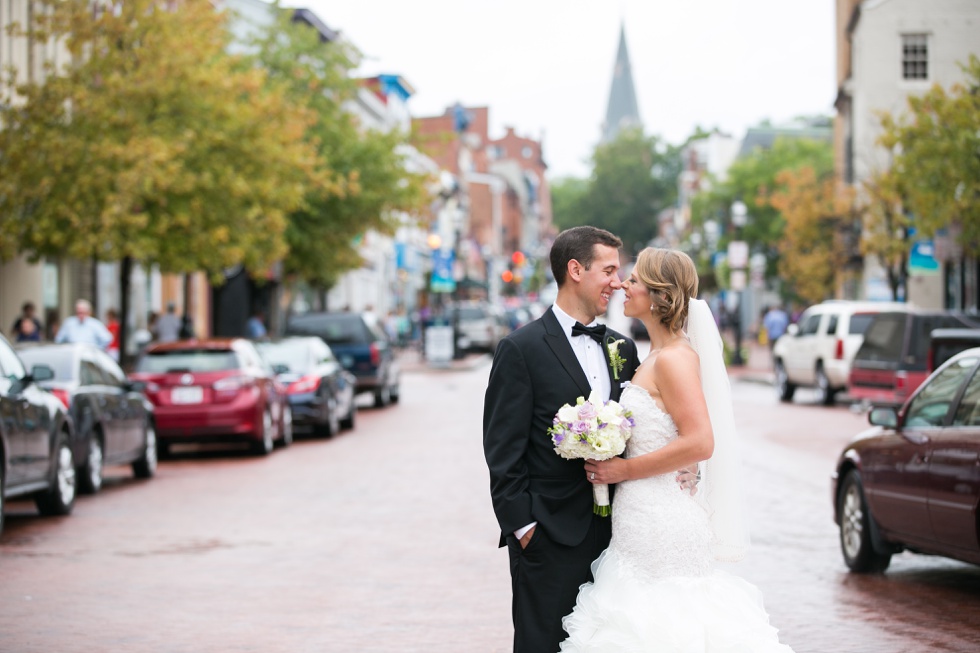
832, 346, 980, 573
130, 338, 291, 456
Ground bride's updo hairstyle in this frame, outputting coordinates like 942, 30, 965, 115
634, 248, 699, 334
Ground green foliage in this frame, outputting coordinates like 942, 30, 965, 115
876, 55, 980, 257
0, 0, 313, 277
551, 128, 680, 254
691, 137, 834, 282
550, 176, 589, 230
249, 10, 431, 289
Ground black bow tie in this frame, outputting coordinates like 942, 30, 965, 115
571, 321, 607, 343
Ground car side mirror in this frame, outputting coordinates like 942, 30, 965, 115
29, 364, 55, 383
868, 406, 898, 428
786, 324, 800, 337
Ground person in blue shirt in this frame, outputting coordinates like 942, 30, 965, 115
245, 310, 267, 339
55, 299, 113, 350
11, 301, 43, 342
762, 304, 790, 351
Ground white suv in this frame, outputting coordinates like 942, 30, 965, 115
772, 300, 906, 405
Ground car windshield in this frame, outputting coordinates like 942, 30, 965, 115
288, 314, 371, 344
910, 315, 976, 367
137, 349, 239, 373
16, 348, 76, 381
457, 306, 488, 321
256, 341, 312, 373
905, 356, 979, 427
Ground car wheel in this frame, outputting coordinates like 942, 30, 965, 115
374, 384, 391, 408
775, 360, 796, 402
816, 364, 836, 406
132, 421, 158, 479
280, 405, 294, 447
340, 402, 356, 430
78, 433, 105, 495
839, 470, 891, 573
35, 432, 76, 516
251, 408, 275, 456
390, 381, 400, 404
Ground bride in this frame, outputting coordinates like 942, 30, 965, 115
559, 247, 794, 652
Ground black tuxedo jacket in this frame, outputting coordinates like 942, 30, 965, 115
483, 307, 641, 548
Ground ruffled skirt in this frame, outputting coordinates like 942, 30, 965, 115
559, 548, 794, 652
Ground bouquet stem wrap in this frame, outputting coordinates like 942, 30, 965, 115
593, 483, 611, 516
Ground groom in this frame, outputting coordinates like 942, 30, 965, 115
483, 226, 641, 653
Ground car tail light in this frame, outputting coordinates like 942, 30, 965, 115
213, 375, 249, 392
50, 388, 71, 409
370, 342, 381, 366
288, 374, 321, 395
834, 338, 844, 360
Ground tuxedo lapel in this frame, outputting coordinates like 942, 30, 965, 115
541, 309, 593, 398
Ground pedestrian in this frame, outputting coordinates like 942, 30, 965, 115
762, 304, 790, 351
156, 302, 182, 343
179, 313, 195, 340
246, 310, 267, 339
560, 247, 792, 651
10, 301, 43, 342
105, 308, 121, 361
482, 226, 643, 652
54, 299, 113, 350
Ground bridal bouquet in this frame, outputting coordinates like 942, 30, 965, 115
548, 390, 634, 516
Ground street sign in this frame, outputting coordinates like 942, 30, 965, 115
727, 241, 749, 269
425, 326, 454, 366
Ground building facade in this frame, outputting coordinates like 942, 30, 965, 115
835, 0, 980, 308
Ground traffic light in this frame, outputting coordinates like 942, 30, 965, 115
511, 251, 526, 266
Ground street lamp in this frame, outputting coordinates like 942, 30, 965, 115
728, 201, 749, 366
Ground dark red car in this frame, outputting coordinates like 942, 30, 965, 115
832, 346, 980, 572
130, 338, 291, 456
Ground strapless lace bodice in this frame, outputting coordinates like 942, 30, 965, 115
609, 383, 712, 579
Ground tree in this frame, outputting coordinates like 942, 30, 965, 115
558, 128, 680, 254
0, 0, 314, 358
550, 176, 589, 231
691, 137, 834, 283
859, 168, 912, 300
249, 11, 430, 292
876, 55, 980, 257
769, 167, 854, 303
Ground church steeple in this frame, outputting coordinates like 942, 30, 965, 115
601, 22, 642, 143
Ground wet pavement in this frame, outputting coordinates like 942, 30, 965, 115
1, 346, 978, 652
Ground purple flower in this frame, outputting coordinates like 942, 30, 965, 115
570, 420, 589, 434
553, 433, 565, 445
577, 402, 597, 420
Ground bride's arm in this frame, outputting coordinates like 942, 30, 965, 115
586, 347, 714, 484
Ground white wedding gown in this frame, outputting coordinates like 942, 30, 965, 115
559, 383, 794, 652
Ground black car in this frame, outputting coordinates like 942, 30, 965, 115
16, 343, 157, 493
286, 312, 399, 408
255, 337, 357, 436
0, 334, 76, 536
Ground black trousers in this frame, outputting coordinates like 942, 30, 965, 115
506, 516, 612, 653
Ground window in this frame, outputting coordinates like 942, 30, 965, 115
953, 367, 980, 427
902, 34, 928, 80
826, 315, 839, 336
905, 357, 977, 427
799, 313, 821, 336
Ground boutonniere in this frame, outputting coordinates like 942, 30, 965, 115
605, 336, 626, 380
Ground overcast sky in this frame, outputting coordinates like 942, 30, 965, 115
300, 0, 837, 179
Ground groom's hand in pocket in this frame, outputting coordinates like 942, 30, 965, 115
519, 526, 536, 549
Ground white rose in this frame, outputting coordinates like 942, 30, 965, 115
557, 404, 578, 423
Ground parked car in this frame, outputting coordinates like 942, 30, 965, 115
0, 334, 76, 536
255, 337, 357, 436
285, 312, 399, 408
773, 300, 906, 405
454, 301, 508, 353
130, 338, 291, 456
15, 343, 157, 493
832, 346, 980, 572
848, 310, 980, 407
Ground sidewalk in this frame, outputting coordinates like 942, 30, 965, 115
727, 338, 776, 386
396, 346, 491, 373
